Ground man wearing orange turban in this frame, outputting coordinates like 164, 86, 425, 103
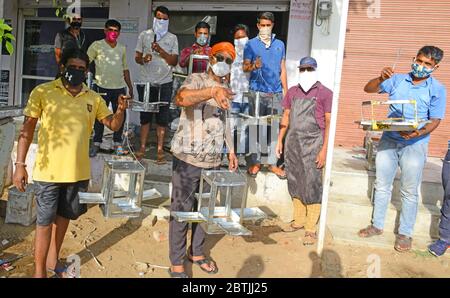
168, 41, 239, 278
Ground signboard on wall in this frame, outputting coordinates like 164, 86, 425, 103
0, 70, 10, 105
286, 0, 314, 87
117, 18, 140, 33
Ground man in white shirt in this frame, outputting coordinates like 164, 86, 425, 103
135, 6, 179, 163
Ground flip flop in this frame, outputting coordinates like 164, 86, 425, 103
47, 261, 77, 278
156, 151, 167, 165
168, 268, 189, 278
187, 257, 218, 275
114, 145, 129, 156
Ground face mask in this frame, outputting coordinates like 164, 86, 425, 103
234, 37, 249, 51
70, 22, 82, 29
196, 34, 208, 46
153, 18, 169, 41
411, 62, 435, 78
211, 61, 231, 77
63, 67, 86, 87
299, 70, 318, 92
258, 26, 272, 48
106, 31, 119, 43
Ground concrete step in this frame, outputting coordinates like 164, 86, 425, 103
328, 225, 437, 251
327, 194, 440, 239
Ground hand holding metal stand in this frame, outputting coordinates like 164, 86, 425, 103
170, 77, 267, 236
79, 98, 162, 218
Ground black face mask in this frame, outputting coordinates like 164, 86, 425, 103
63, 67, 86, 86
70, 22, 82, 29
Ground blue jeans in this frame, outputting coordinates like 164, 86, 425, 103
372, 137, 428, 237
439, 149, 450, 243
231, 102, 249, 155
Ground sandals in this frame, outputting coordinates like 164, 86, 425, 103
303, 231, 317, 246
114, 145, 129, 156
358, 225, 383, 238
282, 222, 305, 233
135, 150, 145, 161
156, 151, 167, 165
187, 256, 219, 275
89, 145, 100, 157
268, 165, 287, 180
168, 268, 189, 278
394, 234, 412, 253
247, 164, 261, 178
47, 261, 77, 278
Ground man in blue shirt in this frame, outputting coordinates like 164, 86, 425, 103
243, 12, 288, 179
358, 46, 447, 252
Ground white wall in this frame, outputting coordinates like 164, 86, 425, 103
109, 0, 153, 125
310, 0, 344, 90
285, 0, 314, 88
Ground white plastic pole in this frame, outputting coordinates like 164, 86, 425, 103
317, 0, 350, 256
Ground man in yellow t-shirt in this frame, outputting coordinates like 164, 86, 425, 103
13, 48, 130, 278
87, 19, 133, 156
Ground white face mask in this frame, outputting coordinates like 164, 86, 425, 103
258, 26, 272, 47
211, 61, 231, 77
299, 70, 318, 92
234, 37, 249, 50
153, 18, 169, 41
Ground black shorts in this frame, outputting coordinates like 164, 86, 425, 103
138, 82, 173, 127
34, 180, 89, 226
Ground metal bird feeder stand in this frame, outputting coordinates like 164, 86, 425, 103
188, 54, 210, 75
356, 99, 430, 131
171, 170, 266, 236
79, 160, 150, 218
130, 82, 168, 113
232, 91, 281, 125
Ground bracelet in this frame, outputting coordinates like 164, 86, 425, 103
14, 162, 27, 167
210, 86, 216, 98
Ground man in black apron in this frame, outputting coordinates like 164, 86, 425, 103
276, 57, 333, 245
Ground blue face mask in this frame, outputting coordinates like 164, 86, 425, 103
411, 62, 435, 78
196, 34, 208, 46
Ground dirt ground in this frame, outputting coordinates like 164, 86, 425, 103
1, 205, 449, 278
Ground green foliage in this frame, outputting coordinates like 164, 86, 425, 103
0, 19, 15, 55
53, 0, 69, 20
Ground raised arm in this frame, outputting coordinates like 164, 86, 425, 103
364, 67, 394, 93
175, 85, 234, 110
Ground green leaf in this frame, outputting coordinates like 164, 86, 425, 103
5, 41, 14, 55
0, 23, 12, 31
4, 33, 15, 41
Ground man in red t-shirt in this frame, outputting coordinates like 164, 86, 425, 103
179, 21, 212, 74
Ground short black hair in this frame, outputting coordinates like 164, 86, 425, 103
417, 46, 444, 64
154, 6, 170, 17
61, 48, 89, 67
195, 21, 210, 33
105, 19, 121, 31
258, 12, 275, 23
233, 24, 249, 37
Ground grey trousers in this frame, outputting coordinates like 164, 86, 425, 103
169, 157, 214, 265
